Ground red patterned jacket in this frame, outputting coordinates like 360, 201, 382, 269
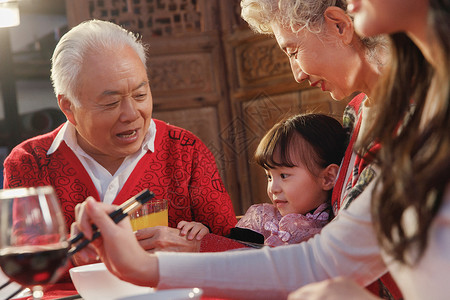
3, 119, 237, 236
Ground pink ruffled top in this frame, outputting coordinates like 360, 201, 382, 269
236, 203, 330, 247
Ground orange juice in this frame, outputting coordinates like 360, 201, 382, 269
129, 199, 168, 231
130, 209, 168, 231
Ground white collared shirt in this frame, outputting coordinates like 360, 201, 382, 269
47, 119, 156, 204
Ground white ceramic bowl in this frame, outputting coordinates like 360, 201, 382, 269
69, 263, 154, 300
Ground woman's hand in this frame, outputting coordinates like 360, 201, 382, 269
69, 222, 100, 266
287, 277, 380, 300
73, 197, 159, 287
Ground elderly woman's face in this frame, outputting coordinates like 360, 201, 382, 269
271, 22, 364, 100
70, 45, 153, 166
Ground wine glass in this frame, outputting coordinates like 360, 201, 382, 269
0, 186, 69, 300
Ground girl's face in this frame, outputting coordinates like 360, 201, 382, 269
348, 0, 429, 37
265, 164, 329, 216
271, 22, 364, 101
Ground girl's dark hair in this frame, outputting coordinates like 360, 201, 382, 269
255, 113, 347, 176
358, 0, 450, 265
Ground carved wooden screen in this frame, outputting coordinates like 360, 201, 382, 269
77, 0, 204, 36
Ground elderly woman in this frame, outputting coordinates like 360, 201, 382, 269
240, 0, 387, 214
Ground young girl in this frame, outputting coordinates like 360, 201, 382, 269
233, 113, 346, 246
178, 113, 347, 246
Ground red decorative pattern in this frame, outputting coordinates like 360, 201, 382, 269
3, 119, 237, 236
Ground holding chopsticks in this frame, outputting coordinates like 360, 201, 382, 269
68, 189, 155, 256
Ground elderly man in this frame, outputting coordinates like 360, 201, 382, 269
3, 20, 236, 258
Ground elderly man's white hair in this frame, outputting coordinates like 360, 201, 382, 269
51, 19, 147, 107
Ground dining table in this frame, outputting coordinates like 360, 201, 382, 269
14, 284, 233, 300
12, 234, 258, 300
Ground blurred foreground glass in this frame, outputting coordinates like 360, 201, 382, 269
130, 199, 168, 231
0, 1, 20, 28
0, 186, 69, 299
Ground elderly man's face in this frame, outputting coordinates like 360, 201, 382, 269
62, 45, 152, 170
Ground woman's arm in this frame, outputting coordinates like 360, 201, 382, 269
75, 178, 388, 299
156, 178, 387, 299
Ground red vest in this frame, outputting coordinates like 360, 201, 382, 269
3, 119, 237, 236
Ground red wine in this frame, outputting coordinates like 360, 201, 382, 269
0, 245, 69, 286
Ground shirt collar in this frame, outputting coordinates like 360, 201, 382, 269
47, 119, 156, 155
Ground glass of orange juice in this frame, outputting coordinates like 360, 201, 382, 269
129, 199, 168, 231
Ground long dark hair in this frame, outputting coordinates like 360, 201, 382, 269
358, 0, 450, 265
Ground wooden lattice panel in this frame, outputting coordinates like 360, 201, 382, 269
149, 52, 214, 95
85, 0, 204, 36
237, 39, 291, 85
